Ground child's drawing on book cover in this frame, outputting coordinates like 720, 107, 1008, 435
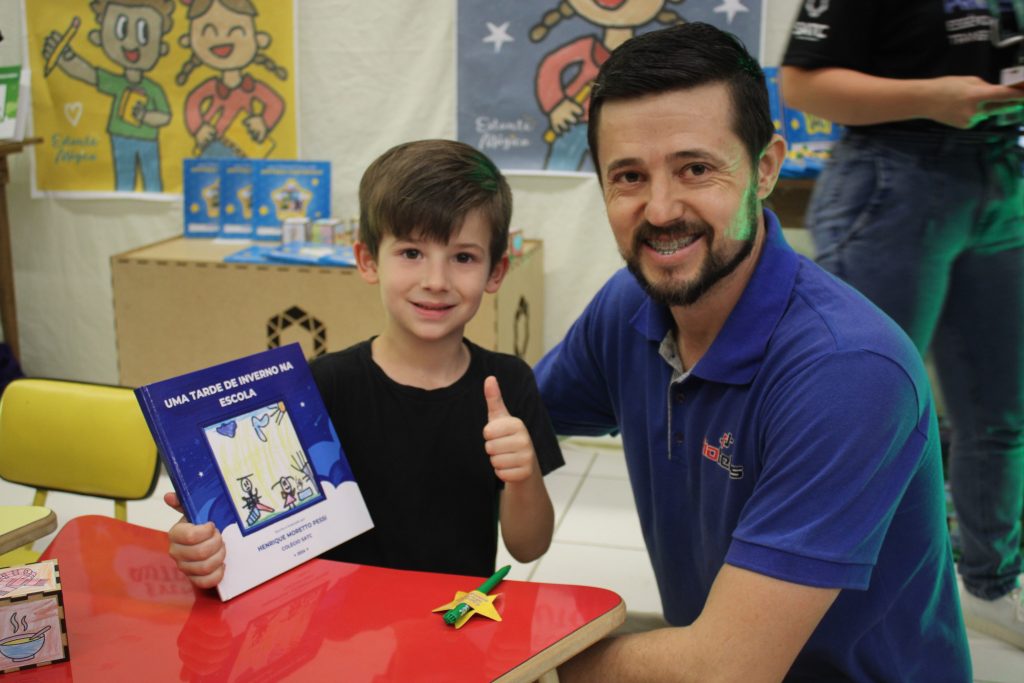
203, 399, 322, 533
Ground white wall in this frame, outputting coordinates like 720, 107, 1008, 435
2, 0, 803, 383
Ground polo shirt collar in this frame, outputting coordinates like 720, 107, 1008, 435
630, 209, 798, 385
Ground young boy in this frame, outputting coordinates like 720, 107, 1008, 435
166, 139, 563, 584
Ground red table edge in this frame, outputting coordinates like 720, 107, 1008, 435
496, 597, 626, 682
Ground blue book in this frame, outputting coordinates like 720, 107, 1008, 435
223, 244, 276, 264
763, 67, 786, 140
183, 159, 222, 237
219, 160, 255, 238
265, 242, 356, 267
250, 160, 332, 241
762, 66, 844, 179
134, 343, 373, 600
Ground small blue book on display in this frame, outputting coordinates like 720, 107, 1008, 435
266, 243, 356, 267
782, 105, 844, 178
251, 160, 331, 241
222, 243, 355, 267
183, 159, 222, 237
134, 343, 373, 601
219, 160, 255, 238
762, 66, 844, 179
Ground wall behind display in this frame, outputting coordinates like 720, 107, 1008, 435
2, 0, 804, 383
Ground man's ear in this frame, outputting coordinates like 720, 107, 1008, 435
756, 134, 786, 201
88, 29, 102, 47
354, 242, 379, 285
178, 34, 191, 49
484, 254, 509, 294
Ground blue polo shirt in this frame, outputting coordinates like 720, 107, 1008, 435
536, 210, 970, 681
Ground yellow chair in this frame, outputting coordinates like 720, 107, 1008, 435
0, 378, 159, 565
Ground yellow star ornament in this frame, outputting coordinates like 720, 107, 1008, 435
432, 565, 510, 629
432, 589, 503, 629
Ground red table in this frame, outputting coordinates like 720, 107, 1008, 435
8, 516, 624, 681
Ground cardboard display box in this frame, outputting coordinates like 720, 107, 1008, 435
112, 237, 544, 387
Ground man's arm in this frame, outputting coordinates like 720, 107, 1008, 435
560, 564, 838, 683
781, 65, 1024, 130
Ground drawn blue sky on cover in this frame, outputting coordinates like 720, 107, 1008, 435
457, 0, 764, 175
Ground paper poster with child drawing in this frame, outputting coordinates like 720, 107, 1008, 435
24, 0, 298, 198
457, 0, 764, 175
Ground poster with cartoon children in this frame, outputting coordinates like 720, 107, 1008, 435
26, 0, 297, 197
457, 0, 763, 174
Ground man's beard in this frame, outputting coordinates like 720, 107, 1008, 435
624, 189, 759, 308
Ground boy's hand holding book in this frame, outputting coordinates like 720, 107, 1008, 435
165, 492, 227, 590
482, 376, 537, 484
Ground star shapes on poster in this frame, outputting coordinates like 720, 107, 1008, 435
483, 21, 514, 53
714, 0, 750, 23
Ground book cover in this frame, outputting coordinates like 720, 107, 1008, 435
763, 67, 786, 141
0, 66, 22, 140
251, 160, 331, 241
222, 244, 276, 264
762, 66, 844, 179
219, 160, 255, 238
116, 87, 148, 127
183, 159, 222, 237
134, 343, 373, 600
266, 242, 356, 267
222, 243, 356, 268
782, 102, 843, 179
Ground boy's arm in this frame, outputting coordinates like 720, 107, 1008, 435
42, 30, 97, 84
483, 376, 555, 563
164, 491, 227, 589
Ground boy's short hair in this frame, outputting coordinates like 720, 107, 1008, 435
358, 139, 512, 268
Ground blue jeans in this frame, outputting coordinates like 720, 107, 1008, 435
544, 122, 591, 172
111, 134, 162, 193
806, 129, 1024, 600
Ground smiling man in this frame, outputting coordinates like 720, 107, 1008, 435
536, 22, 971, 682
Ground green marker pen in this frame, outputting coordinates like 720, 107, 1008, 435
443, 564, 511, 625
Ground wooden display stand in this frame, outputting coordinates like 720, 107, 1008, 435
112, 238, 545, 387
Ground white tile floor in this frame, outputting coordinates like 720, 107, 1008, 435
3, 435, 1022, 681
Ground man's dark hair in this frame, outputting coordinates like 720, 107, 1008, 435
587, 22, 774, 174
359, 139, 512, 268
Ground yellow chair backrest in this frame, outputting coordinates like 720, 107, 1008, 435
0, 378, 159, 521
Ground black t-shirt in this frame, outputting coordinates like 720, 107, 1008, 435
782, 0, 1021, 133
310, 338, 564, 577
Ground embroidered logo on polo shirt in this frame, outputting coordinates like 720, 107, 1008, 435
804, 0, 828, 18
702, 432, 744, 479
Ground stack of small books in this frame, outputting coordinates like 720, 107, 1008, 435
223, 242, 355, 267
